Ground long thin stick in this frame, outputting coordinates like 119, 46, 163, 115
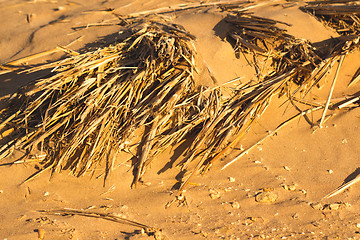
319, 54, 345, 128
338, 95, 360, 109
41, 209, 151, 229
323, 174, 360, 199
221, 106, 323, 170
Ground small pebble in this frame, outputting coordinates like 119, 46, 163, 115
210, 193, 221, 199
312, 221, 320, 227
342, 139, 348, 144
44, 192, 50, 197
310, 202, 323, 210
143, 181, 151, 186
329, 203, 340, 210
231, 201, 240, 209
356, 223, 360, 228
253, 160, 261, 164
283, 166, 291, 171
200, 231, 208, 237
228, 177, 235, 182
0, 190, 3, 194
283, 184, 297, 191
300, 189, 307, 195
54, 6, 66, 11
37, 228, 45, 240
255, 191, 277, 203
328, 169, 334, 174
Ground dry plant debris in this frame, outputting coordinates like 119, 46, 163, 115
302, 0, 360, 197
303, 0, 360, 36
1, 2, 360, 199
220, 11, 360, 169
303, 0, 360, 87
0, 17, 203, 188
41, 209, 165, 239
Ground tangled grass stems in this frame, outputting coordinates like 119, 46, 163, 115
1, 10, 360, 197
0, 17, 204, 186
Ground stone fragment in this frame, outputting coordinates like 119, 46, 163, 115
310, 202, 322, 210
228, 177, 235, 182
255, 191, 277, 203
231, 201, 240, 209
329, 203, 340, 210
283, 184, 297, 191
283, 166, 291, 171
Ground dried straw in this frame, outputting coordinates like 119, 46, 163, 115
1, 7, 360, 198
0, 17, 203, 187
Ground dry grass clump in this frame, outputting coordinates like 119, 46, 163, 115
224, 13, 325, 96
0, 13, 323, 193
1, 8, 360, 198
0, 17, 205, 186
302, 0, 360, 87
224, 11, 360, 93
225, 13, 293, 56
202, 11, 360, 176
303, 0, 360, 35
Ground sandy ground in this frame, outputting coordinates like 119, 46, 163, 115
1, 0, 360, 239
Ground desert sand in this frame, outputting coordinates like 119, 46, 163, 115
1, 0, 360, 239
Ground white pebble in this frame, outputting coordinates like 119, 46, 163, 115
231, 201, 240, 209
283, 166, 291, 171
328, 169, 333, 174
228, 177, 235, 182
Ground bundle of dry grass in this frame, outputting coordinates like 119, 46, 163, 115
0, 17, 206, 186
223, 12, 329, 90
225, 13, 293, 55
302, 0, 360, 87
176, 14, 326, 193
303, 0, 360, 35
196, 11, 360, 175
1, 13, 286, 192
1, 7, 360, 199
0, 13, 320, 194
224, 11, 360, 94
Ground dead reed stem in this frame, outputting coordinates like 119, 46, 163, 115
323, 174, 360, 199
319, 54, 345, 128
